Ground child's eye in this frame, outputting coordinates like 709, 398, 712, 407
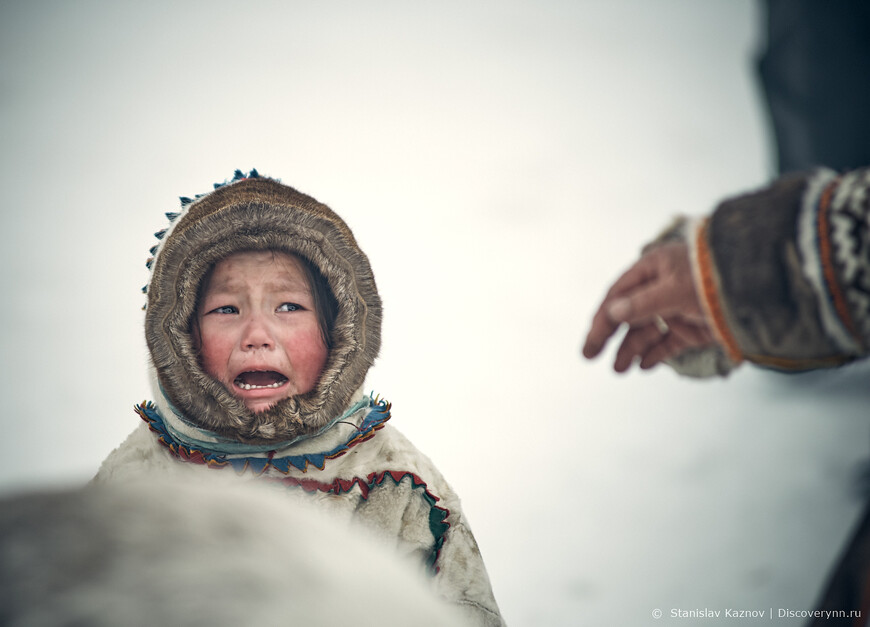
209, 305, 238, 314
277, 302, 301, 312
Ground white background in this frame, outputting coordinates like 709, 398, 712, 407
2, 1, 869, 624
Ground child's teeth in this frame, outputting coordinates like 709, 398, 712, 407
240, 382, 283, 390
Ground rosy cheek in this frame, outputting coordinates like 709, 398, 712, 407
289, 329, 329, 392
197, 328, 231, 381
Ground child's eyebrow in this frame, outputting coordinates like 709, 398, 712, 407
206, 277, 312, 295
265, 278, 312, 294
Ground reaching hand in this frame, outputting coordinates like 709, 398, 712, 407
582, 242, 719, 372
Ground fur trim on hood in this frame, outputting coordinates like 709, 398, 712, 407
144, 170, 382, 445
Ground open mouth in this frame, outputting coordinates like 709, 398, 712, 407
233, 370, 289, 391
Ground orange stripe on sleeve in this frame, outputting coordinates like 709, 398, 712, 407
695, 218, 744, 364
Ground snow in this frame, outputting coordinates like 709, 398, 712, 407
1, 1, 868, 624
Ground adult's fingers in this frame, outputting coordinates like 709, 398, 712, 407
606, 277, 686, 327
638, 319, 717, 369
583, 255, 663, 358
600, 252, 661, 302
582, 304, 621, 359
613, 322, 667, 373
606, 242, 702, 327
638, 333, 692, 370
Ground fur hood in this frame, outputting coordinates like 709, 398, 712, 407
144, 170, 382, 445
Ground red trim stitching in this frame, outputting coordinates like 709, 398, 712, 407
274, 470, 451, 572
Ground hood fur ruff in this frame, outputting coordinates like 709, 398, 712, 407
144, 172, 382, 445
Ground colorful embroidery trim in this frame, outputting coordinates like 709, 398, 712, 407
825, 171, 870, 349
797, 169, 863, 355
274, 470, 450, 574
817, 179, 863, 345
135, 397, 449, 573
135, 396, 391, 474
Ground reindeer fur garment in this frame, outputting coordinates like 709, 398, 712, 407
97, 173, 505, 627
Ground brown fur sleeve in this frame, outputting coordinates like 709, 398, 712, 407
706, 168, 870, 370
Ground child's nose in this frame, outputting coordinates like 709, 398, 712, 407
240, 313, 275, 350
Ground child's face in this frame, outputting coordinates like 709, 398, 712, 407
196, 251, 329, 414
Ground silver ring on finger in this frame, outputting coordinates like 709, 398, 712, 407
653, 315, 669, 335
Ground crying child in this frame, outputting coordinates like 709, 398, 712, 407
95, 170, 505, 627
